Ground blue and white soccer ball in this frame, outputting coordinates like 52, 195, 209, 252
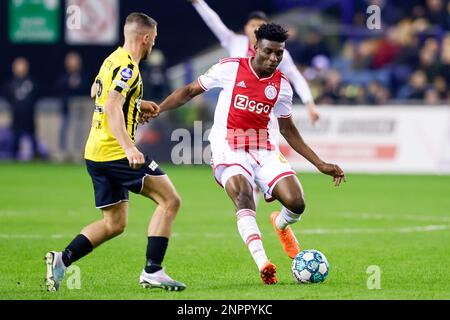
291, 249, 329, 284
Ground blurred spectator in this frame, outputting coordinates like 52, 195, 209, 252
397, 69, 428, 100
140, 49, 170, 102
433, 76, 449, 100
425, 87, 441, 104
54, 52, 89, 160
285, 26, 304, 65
317, 70, 344, 104
425, 0, 450, 30
3, 57, 42, 160
395, 26, 421, 67
340, 84, 367, 105
353, 40, 377, 70
417, 38, 442, 81
296, 28, 331, 66
366, 80, 390, 105
371, 34, 402, 69
440, 33, 450, 83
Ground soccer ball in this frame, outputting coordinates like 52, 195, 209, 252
291, 249, 329, 284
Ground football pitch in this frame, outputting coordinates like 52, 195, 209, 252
1, 163, 449, 300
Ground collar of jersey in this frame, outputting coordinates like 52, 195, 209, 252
247, 57, 275, 81
117, 46, 136, 64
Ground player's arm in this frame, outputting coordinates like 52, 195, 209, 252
90, 80, 98, 99
278, 116, 345, 186
105, 90, 144, 169
189, 0, 235, 47
138, 100, 160, 124
159, 81, 205, 112
279, 51, 319, 124
158, 61, 223, 113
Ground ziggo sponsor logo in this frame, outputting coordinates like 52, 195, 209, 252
234, 94, 271, 114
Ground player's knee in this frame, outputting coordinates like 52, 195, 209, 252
106, 219, 127, 236
113, 222, 127, 235
292, 202, 306, 215
236, 190, 255, 210
170, 194, 182, 213
283, 194, 306, 215
165, 193, 182, 216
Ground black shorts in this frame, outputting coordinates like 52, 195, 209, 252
85, 156, 165, 209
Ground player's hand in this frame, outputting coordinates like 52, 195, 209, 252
124, 146, 145, 169
306, 101, 319, 125
317, 163, 346, 186
139, 100, 160, 124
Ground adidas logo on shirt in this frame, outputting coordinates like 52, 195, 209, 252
236, 81, 247, 88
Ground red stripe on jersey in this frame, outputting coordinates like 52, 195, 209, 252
220, 57, 240, 64
246, 150, 261, 166
197, 78, 207, 91
281, 74, 289, 82
226, 57, 282, 150
268, 171, 297, 187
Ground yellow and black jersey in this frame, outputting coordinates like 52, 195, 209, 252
85, 47, 143, 162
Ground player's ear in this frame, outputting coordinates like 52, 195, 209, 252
143, 33, 150, 44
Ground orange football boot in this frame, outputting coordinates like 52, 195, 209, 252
270, 211, 300, 259
260, 261, 277, 285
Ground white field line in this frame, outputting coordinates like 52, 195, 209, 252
3, 210, 450, 222
338, 212, 450, 222
1, 224, 449, 239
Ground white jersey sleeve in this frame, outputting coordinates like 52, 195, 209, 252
192, 0, 235, 50
273, 77, 293, 118
278, 49, 314, 104
197, 62, 226, 91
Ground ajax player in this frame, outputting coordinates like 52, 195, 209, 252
189, 0, 320, 206
189, 0, 319, 124
151, 24, 345, 284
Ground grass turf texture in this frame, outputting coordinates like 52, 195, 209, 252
0, 163, 449, 300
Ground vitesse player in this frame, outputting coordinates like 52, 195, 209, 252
45, 13, 186, 292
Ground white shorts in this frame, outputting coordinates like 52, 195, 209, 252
211, 145, 296, 202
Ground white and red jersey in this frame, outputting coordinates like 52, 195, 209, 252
192, 0, 314, 104
198, 57, 293, 151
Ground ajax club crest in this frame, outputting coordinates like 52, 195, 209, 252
264, 85, 277, 100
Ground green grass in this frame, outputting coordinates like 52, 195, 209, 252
0, 163, 449, 300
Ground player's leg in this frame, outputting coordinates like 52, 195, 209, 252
45, 159, 130, 292
224, 172, 276, 285
253, 150, 303, 259
45, 201, 128, 292
253, 187, 262, 208
80, 201, 129, 246
270, 175, 305, 258
138, 174, 186, 291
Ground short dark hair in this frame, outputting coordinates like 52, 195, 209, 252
255, 23, 289, 43
247, 11, 268, 22
125, 12, 157, 29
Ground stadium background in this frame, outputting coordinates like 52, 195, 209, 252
1, 0, 450, 300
